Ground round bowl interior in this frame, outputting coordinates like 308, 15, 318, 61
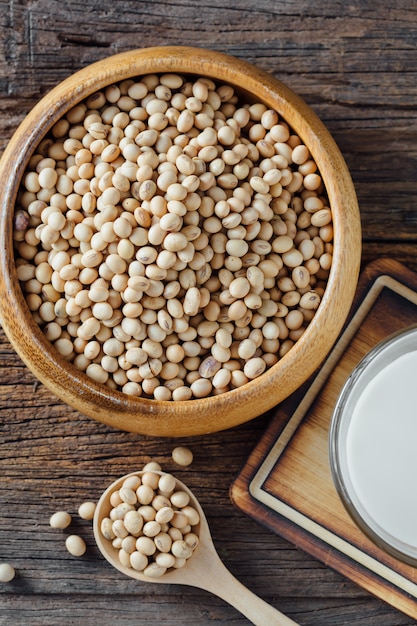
329, 325, 417, 566
0, 46, 361, 436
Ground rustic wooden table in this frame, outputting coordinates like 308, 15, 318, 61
1, 1, 416, 624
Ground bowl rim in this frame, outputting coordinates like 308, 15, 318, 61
0, 46, 361, 436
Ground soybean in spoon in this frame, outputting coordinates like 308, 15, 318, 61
93, 470, 299, 626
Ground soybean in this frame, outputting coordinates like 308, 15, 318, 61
172, 446, 194, 467
78, 501, 97, 520
0, 563, 15, 583
50, 510, 72, 529
65, 534, 87, 557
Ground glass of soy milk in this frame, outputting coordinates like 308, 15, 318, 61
329, 324, 417, 566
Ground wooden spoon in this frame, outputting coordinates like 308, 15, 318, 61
93, 471, 299, 626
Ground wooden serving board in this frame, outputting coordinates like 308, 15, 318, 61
230, 259, 417, 620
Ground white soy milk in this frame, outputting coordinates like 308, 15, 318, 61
346, 350, 417, 549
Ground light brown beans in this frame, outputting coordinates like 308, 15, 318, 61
311, 208, 332, 227
0, 563, 16, 583
130, 551, 148, 571
228, 276, 250, 298
14, 72, 332, 402
300, 291, 321, 310
199, 356, 221, 378
292, 265, 311, 289
244, 357, 267, 380
99, 468, 201, 576
237, 338, 257, 360
65, 535, 87, 557
183, 287, 200, 316
50, 510, 72, 529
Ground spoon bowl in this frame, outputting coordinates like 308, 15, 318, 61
93, 470, 299, 625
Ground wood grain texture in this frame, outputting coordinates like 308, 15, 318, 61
1, 0, 416, 242
0, 1, 416, 624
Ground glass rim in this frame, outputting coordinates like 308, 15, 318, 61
329, 323, 417, 567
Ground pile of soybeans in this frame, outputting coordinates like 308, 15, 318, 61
12, 72, 333, 401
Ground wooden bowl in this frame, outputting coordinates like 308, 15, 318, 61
0, 46, 361, 436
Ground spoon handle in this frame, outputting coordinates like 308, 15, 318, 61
191, 542, 299, 626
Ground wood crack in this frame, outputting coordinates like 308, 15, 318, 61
57, 33, 111, 48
